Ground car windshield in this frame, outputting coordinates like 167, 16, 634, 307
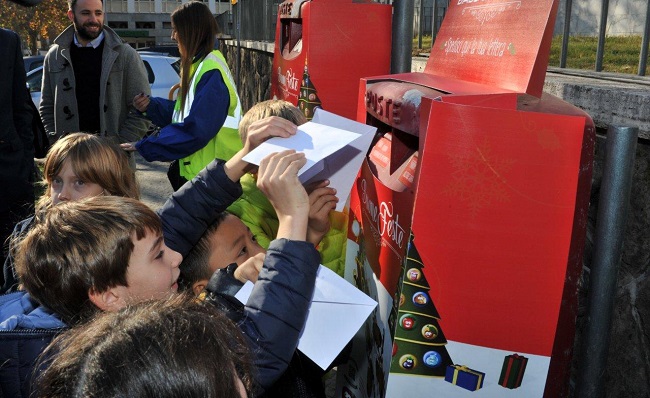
26, 68, 42, 92
171, 60, 180, 75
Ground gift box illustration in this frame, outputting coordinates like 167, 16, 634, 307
444, 364, 485, 392
499, 353, 529, 389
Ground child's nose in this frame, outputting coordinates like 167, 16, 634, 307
168, 247, 182, 268
58, 186, 71, 202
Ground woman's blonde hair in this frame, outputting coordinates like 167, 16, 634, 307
38, 133, 139, 210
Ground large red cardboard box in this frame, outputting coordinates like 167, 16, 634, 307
336, 1, 595, 397
269, 0, 391, 120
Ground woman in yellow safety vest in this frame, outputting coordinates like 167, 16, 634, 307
122, 1, 242, 190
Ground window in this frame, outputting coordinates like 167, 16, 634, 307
163, 0, 181, 13
134, 0, 155, 13
136, 21, 155, 29
105, 0, 127, 13
108, 21, 128, 29
26, 68, 42, 93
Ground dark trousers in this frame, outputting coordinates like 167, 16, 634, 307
167, 160, 189, 191
0, 188, 34, 286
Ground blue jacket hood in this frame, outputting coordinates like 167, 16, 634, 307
0, 291, 66, 330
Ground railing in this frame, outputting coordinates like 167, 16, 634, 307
416, 0, 650, 77
557, 0, 650, 76
233, 0, 649, 76
413, 0, 448, 50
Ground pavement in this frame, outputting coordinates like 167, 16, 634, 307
134, 153, 173, 211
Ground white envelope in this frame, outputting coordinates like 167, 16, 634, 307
242, 108, 377, 211
235, 265, 377, 370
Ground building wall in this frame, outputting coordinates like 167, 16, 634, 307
104, 0, 232, 47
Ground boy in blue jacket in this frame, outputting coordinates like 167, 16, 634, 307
2, 116, 326, 396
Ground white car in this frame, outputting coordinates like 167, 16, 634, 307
26, 54, 180, 108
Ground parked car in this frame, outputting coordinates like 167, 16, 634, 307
137, 45, 181, 58
25, 54, 180, 108
23, 54, 44, 73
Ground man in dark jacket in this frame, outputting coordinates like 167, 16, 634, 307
0, 28, 35, 286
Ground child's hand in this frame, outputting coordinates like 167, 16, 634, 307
225, 117, 298, 182
257, 150, 309, 241
233, 253, 265, 283
243, 116, 298, 153
306, 180, 338, 246
120, 142, 137, 152
132, 93, 150, 113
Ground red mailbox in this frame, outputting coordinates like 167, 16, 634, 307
337, 1, 595, 397
270, 0, 391, 120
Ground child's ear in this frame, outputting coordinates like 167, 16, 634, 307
192, 280, 208, 297
88, 287, 127, 312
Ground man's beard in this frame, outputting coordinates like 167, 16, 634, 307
74, 16, 103, 42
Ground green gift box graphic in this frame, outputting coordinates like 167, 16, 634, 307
498, 353, 528, 389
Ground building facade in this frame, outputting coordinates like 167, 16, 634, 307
104, 0, 232, 48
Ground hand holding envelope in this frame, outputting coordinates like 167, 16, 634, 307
235, 265, 377, 370
242, 109, 377, 212
238, 109, 379, 369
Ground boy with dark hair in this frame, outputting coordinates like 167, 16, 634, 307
17, 196, 181, 325
179, 186, 335, 296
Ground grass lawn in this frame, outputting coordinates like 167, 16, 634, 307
413, 35, 649, 75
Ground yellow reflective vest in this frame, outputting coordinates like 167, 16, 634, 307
173, 50, 242, 180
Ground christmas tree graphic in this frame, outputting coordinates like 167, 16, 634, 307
390, 234, 453, 377
297, 59, 322, 121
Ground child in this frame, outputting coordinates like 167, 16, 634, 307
179, 185, 336, 295
2, 117, 318, 396
0, 133, 139, 398
177, 211, 264, 295
16, 196, 182, 323
35, 296, 254, 398
1, 132, 138, 294
227, 100, 347, 276
178, 207, 333, 398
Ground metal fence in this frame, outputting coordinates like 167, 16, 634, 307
227, 0, 650, 76
557, 0, 650, 75
222, 0, 280, 41
414, 0, 650, 76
